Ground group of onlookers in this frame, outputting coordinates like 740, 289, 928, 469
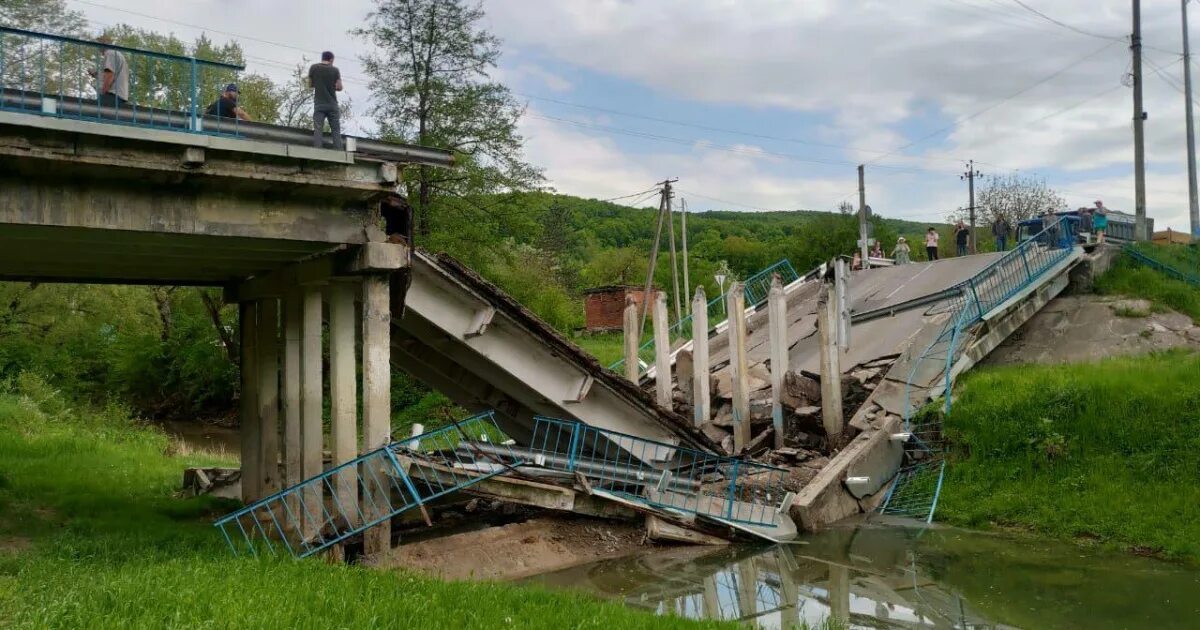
92, 36, 344, 149
884, 199, 1108, 265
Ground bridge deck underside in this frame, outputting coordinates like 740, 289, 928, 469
0, 223, 337, 285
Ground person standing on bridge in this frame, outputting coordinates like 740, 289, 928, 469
309, 51, 344, 150
925, 227, 940, 261
954, 220, 969, 257
1093, 200, 1108, 244
991, 216, 1011, 252
892, 236, 911, 264
90, 35, 129, 110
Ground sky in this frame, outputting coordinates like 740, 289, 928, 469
62, 0, 1200, 231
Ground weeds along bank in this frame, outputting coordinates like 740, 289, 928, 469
0, 375, 726, 629
935, 350, 1200, 561
1095, 252, 1200, 323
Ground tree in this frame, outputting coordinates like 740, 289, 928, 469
353, 0, 543, 237
960, 173, 1066, 229
0, 0, 85, 33
0, 0, 88, 90
836, 201, 854, 215
103, 27, 283, 123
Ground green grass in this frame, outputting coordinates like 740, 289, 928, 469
937, 350, 1200, 562
571, 332, 627, 367
1095, 245, 1200, 324
0, 374, 727, 629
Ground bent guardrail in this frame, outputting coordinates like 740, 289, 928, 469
526, 416, 788, 526
214, 411, 523, 558
1123, 245, 1200, 287
881, 215, 1080, 523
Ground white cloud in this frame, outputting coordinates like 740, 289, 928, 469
70, 0, 1200, 228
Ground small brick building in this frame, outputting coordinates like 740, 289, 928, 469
583, 285, 649, 332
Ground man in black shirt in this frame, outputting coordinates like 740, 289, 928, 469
309, 51, 344, 149
204, 84, 251, 121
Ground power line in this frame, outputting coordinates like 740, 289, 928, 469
526, 113, 950, 174
515, 91, 982, 166
1007, 0, 1125, 42
72, 0, 315, 55
675, 189, 793, 212
596, 187, 662, 203
864, 39, 1121, 166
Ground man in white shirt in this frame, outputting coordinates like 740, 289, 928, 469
92, 35, 129, 108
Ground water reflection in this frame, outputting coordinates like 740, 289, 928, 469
527, 517, 1200, 629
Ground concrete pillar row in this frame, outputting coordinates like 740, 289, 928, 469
235, 270, 392, 556
239, 301, 260, 504
360, 274, 391, 555
256, 298, 281, 496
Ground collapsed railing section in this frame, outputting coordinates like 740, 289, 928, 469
527, 416, 788, 526
882, 215, 1080, 523
213, 412, 522, 559
610, 258, 802, 376
0, 26, 245, 136
1123, 244, 1200, 287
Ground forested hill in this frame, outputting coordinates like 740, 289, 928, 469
424, 190, 947, 329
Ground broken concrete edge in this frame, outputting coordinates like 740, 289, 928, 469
226, 243, 411, 302
789, 416, 904, 532
427, 250, 720, 453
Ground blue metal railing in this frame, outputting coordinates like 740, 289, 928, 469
610, 259, 802, 376
1, 26, 246, 136
880, 215, 1080, 523
214, 412, 524, 558
527, 416, 788, 526
1123, 245, 1200, 287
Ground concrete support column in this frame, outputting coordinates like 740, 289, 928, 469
622, 296, 639, 383
725, 283, 751, 453
329, 282, 359, 526
818, 284, 844, 449
300, 287, 324, 539
652, 291, 672, 408
239, 301, 260, 503
768, 276, 789, 449
691, 286, 710, 427
361, 274, 391, 555
282, 293, 303, 519
256, 298, 280, 496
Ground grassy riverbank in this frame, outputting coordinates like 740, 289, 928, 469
0, 375, 729, 629
937, 350, 1200, 562
1095, 248, 1200, 323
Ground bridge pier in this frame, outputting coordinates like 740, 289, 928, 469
232, 243, 405, 557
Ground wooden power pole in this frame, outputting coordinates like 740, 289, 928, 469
637, 179, 677, 337
961, 160, 982, 254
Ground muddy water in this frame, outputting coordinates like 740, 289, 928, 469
525, 518, 1200, 629
160, 419, 240, 458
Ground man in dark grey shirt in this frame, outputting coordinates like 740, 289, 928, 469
308, 51, 344, 149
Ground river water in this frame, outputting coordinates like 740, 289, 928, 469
524, 518, 1200, 629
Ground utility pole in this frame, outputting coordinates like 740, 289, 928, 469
665, 181, 683, 323
857, 165, 869, 268
1133, 0, 1149, 241
961, 160, 982, 254
681, 199, 691, 312
637, 180, 675, 339
1184, 0, 1199, 239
